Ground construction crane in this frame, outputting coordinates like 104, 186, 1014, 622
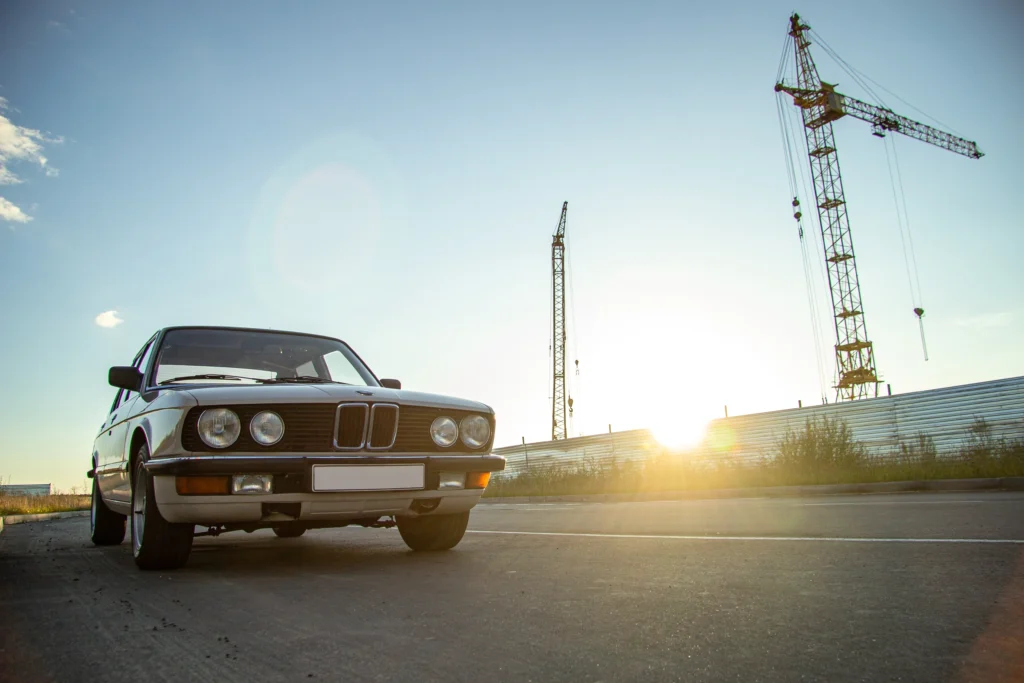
551, 201, 569, 440
775, 13, 982, 401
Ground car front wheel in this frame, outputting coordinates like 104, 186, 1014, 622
90, 477, 126, 546
131, 445, 194, 570
396, 511, 470, 551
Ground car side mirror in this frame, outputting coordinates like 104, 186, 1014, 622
109, 366, 143, 392
380, 378, 402, 390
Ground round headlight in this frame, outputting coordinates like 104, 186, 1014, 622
460, 415, 490, 449
250, 411, 285, 446
197, 408, 241, 449
430, 416, 458, 448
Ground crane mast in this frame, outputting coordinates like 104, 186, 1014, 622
775, 13, 982, 401
551, 201, 568, 440
784, 14, 877, 400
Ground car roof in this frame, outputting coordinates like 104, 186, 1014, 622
159, 325, 345, 344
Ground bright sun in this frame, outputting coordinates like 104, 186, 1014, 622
651, 417, 709, 451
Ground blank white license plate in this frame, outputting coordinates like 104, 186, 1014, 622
311, 464, 425, 492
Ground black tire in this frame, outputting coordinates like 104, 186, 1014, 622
131, 445, 194, 570
397, 511, 470, 551
90, 477, 126, 546
272, 524, 306, 538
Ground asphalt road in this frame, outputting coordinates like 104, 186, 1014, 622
2, 491, 1023, 683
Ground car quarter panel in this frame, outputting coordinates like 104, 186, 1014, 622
132, 392, 198, 456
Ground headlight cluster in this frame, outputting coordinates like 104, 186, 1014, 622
197, 409, 284, 449
430, 414, 491, 449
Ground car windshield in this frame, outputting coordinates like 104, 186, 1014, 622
151, 328, 376, 387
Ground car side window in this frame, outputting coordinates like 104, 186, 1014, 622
134, 338, 156, 387
109, 388, 124, 415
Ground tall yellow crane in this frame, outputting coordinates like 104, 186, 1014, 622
775, 13, 982, 401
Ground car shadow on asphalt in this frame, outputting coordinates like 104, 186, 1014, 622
172, 528, 480, 577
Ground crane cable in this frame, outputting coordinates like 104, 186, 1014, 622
565, 230, 580, 434
782, 90, 833, 309
776, 91, 830, 402
808, 27, 931, 361
882, 136, 930, 360
778, 34, 832, 400
809, 29, 964, 137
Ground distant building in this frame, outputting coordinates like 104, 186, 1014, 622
0, 484, 52, 497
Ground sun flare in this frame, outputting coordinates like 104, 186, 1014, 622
652, 417, 709, 452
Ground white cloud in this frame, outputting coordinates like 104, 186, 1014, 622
0, 96, 62, 224
955, 311, 1014, 329
0, 166, 23, 185
94, 311, 124, 328
0, 197, 31, 225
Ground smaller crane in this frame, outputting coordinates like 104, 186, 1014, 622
551, 201, 569, 440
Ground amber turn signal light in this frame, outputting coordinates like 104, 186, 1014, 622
175, 476, 231, 495
465, 472, 491, 490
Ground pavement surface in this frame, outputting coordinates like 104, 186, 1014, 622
2, 491, 1023, 683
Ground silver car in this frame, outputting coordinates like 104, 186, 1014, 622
88, 326, 504, 570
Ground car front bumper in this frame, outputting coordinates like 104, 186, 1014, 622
144, 453, 504, 525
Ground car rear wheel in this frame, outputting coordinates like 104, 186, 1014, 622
131, 445, 194, 570
272, 524, 306, 538
90, 477, 126, 546
396, 511, 470, 551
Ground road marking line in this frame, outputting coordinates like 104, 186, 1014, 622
467, 530, 1024, 544
798, 500, 989, 506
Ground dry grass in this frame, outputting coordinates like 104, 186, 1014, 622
0, 494, 90, 517
486, 418, 1024, 498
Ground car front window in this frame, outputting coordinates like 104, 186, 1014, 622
151, 329, 376, 387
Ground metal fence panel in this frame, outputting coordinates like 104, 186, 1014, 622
0, 484, 52, 497
494, 375, 1024, 474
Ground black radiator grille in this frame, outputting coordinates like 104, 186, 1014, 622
181, 403, 495, 453
368, 405, 399, 449
335, 404, 368, 449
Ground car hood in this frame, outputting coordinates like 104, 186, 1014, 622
174, 383, 493, 414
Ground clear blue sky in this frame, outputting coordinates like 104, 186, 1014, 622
1, 0, 1021, 489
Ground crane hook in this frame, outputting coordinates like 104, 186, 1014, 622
913, 307, 929, 361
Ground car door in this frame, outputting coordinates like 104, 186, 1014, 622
108, 337, 157, 502
94, 389, 125, 498
104, 389, 138, 503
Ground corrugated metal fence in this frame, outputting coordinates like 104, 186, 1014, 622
0, 484, 52, 497
494, 375, 1024, 475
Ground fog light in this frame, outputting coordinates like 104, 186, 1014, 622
231, 474, 273, 494
466, 472, 491, 489
438, 472, 466, 490
176, 476, 230, 495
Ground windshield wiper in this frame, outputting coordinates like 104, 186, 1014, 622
159, 374, 268, 385
264, 376, 346, 384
